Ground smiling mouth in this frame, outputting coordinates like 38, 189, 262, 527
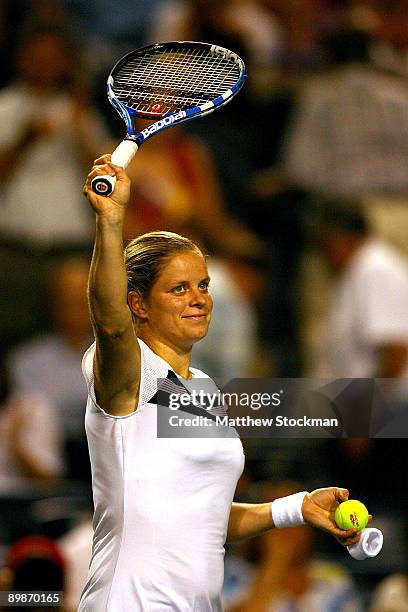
182, 314, 207, 320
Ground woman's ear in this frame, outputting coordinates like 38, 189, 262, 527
128, 291, 148, 320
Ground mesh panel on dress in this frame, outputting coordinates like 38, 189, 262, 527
138, 339, 170, 408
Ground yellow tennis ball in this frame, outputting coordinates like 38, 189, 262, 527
335, 500, 369, 531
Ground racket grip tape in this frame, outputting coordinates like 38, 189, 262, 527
91, 140, 139, 196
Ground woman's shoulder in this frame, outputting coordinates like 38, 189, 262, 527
82, 339, 212, 400
137, 338, 171, 374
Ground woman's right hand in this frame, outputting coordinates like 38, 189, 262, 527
83, 154, 131, 221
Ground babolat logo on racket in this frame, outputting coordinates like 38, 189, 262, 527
140, 111, 187, 139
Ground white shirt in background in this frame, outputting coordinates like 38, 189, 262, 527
0, 84, 107, 248
318, 240, 408, 378
0, 392, 63, 492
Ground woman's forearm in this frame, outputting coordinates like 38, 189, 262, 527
88, 214, 132, 335
227, 502, 273, 544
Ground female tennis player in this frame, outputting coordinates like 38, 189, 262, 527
79, 156, 360, 611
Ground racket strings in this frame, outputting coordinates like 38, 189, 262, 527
113, 45, 241, 113
118, 49, 239, 89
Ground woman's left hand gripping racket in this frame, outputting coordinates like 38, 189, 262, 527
91, 41, 246, 195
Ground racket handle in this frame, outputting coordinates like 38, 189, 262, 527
91, 140, 139, 196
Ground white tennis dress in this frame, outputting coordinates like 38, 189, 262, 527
78, 338, 245, 612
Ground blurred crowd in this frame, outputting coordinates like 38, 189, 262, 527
1, 0, 408, 610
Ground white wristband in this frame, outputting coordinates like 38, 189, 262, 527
271, 491, 308, 529
347, 528, 383, 560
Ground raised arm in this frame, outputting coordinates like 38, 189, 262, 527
83, 156, 141, 416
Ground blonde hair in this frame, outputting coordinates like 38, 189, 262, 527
124, 231, 203, 298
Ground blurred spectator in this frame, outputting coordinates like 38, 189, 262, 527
151, 0, 284, 71
270, 24, 408, 372
0, 24, 107, 248
313, 204, 408, 378
0, 535, 65, 611
283, 25, 408, 199
8, 257, 92, 481
370, 572, 408, 612
223, 481, 361, 611
0, 356, 63, 494
0, 0, 67, 88
266, 0, 328, 73
0, 24, 108, 350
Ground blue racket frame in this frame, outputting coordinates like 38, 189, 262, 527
91, 41, 246, 195
107, 41, 247, 147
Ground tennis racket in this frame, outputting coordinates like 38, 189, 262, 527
91, 41, 246, 195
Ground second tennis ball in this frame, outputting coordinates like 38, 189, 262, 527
335, 500, 369, 531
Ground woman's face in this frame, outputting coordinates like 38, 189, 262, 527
138, 250, 213, 350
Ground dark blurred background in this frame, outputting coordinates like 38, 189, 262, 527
1, 1, 408, 610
